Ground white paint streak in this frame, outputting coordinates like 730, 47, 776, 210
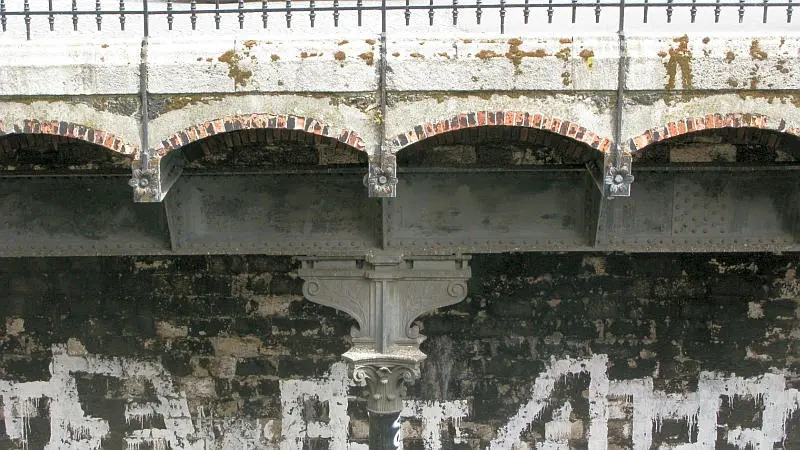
489, 354, 610, 450
401, 399, 470, 449
1, 344, 799, 449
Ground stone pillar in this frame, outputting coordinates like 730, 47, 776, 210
298, 252, 471, 448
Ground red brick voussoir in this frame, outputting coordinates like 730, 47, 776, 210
628, 113, 800, 152
1, 119, 139, 157
389, 111, 613, 154
154, 114, 367, 157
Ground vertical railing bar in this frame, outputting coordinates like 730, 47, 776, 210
788, 0, 793, 22
333, 0, 339, 26
49, 0, 55, 31
1, 0, 7, 33
571, 0, 577, 23
96, 0, 102, 31
239, 0, 245, 29
714, 0, 721, 22
215, 0, 221, 30
738, 0, 745, 23
143, 0, 149, 37
643, 0, 648, 22
690, 0, 697, 22
72, 0, 78, 32
405, 0, 411, 25
476, 0, 482, 24
594, 0, 601, 23
287, 0, 293, 28
191, 0, 197, 30
357, 0, 362, 26
547, 0, 553, 23
119, 0, 125, 31
309, 0, 315, 27
454, 0, 459, 25
500, 0, 505, 33
429, 0, 434, 25
762, 0, 768, 22
523, 0, 529, 24
667, 0, 673, 22
23, 0, 30, 40
167, 0, 174, 31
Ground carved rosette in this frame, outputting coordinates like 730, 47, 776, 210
129, 166, 160, 202
351, 359, 420, 414
367, 155, 398, 198
604, 152, 634, 198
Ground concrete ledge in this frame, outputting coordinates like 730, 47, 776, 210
147, 35, 380, 94
387, 34, 619, 92
626, 33, 800, 91
0, 39, 140, 96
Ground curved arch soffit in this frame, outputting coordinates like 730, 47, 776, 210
153, 113, 367, 158
389, 111, 613, 157
627, 113, 800, 153
0, 119, 139, 158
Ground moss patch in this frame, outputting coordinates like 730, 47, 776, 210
579, 49, 594, 69
218, 50, 253, 89
664, 35, 693, 90
750, 40, 767, 60
359, 52, 374, 66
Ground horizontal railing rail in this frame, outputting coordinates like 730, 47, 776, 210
0, 0, 795, 39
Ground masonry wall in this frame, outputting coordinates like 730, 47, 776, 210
0, 253, 799, 449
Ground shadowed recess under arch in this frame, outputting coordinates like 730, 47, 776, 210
629, 114, 800, 164
0, 129, 135, 173
389, 111, 612, 157
0, 119, 139, 158
154, 114, 367, 158
627, 113, 800, 154
396, 124, 605, 167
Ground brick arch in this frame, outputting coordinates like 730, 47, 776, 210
154, 113, 367, 157
627, 113, 800, 152
0, 119, 138, 157
389, 111, 613, 154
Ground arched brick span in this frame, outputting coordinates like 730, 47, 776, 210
627, 113, 800, 152
154, 113, 367, 157
0, 119, 138, 157
389, 111, 613, 154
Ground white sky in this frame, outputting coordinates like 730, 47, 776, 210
0, 0, 796, 41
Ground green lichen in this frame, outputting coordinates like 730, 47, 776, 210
664, 35, 693, 90
160, 95, 223, 115
750, 40, 768, 60
218, 50, 253, 89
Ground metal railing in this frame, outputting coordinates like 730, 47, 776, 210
0, 0, 795, 39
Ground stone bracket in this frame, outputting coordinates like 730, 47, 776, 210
298, 251, 470, 413
131, 151, 185, 202
604, 146, 634, 198
366, 153, 398, 198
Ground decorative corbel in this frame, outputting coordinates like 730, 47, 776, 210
131, 150, 184, 202
366, 153, 398, 198
604, 145, 634, 198
298, 252, 470, 448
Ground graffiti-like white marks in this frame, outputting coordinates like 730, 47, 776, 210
611, 373, 800, 450
279, 361, 352, 450
401, 400, 470, 449
0, 343, 198, 450
489, 355, 610, 450
1, 344, 799, 449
